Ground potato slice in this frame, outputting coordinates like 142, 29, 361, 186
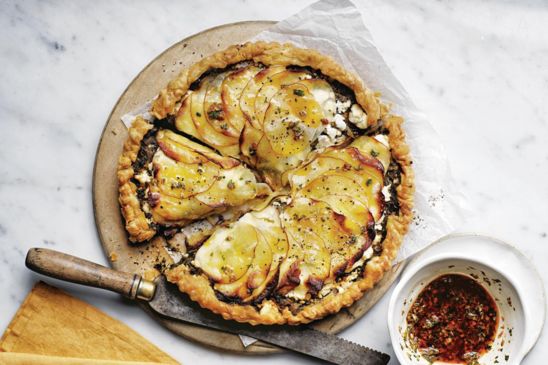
157, 129, 240, 169
288, 198, 371, 279
298, 78, 336, 121
194, 165, 261, 208
190, 76, 239, 154
204, 71, 240, 137
151, 193, 213, 223
240, 66, 286, 129
287, 145, 385, 220
237, 207, 289, 302
324, 147, 385, 174
174, 94, 200, 139
254, 70, 311, 125
263, 83, 323, 156
287, 155, 348, 189
156, 129, 208, 165
239, 122, 262, 164
194, 222, 259, 284
278, 227, 330, 298
222, 65, 262, 132
296, 174, 370, 231
323, 148, 385, 219
153, 151, 217, 199
279, 199, 334, 298
350, 135, 391, 171
214, 246, 271, 299
255, 133, 315, 188
245, 227, 288, 301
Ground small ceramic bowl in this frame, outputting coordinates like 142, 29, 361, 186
388, 234, 545, 365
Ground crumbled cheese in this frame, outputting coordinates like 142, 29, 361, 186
317, 135, 332, 149
374, 213, 386, 231
348, 104, 368, 129
374, 134, 389, 147
335, 99, 351, 113
333, 114, 347, 131
325, 125, 341, 140
382, 184, 392, 202
323, 98, 337, 119
135, 170, 152, 184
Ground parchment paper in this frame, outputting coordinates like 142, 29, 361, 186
121, 0, 468, 347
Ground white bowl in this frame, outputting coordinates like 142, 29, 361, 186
388, 234, 545, 365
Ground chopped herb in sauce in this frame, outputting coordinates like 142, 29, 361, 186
293, 89, 305, 96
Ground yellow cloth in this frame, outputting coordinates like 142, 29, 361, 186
0, 282, 179, 364
0, 353, 170, 364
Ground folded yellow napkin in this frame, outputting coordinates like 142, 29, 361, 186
0, 282, 179, 364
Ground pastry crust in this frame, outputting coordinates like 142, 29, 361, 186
119, 41, 414, 324
117, 116, 156, 243
152, 41, 381, 127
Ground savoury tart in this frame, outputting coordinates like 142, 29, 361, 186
117, 41, 414, 325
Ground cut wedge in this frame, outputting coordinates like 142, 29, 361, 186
194, 222, 259, 284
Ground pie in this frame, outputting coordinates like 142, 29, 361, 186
118, 42, 414, 325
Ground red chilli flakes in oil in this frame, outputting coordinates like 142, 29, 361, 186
406, 274, 499, 364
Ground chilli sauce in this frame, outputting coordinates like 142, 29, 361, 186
406, 274, 499, 364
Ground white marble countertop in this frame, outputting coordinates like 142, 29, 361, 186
1, 1, 547, 364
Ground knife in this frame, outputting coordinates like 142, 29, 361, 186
25, 247, 390, 365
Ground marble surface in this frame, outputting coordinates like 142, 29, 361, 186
0, 0, 547, 364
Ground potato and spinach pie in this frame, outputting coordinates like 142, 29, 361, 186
118, 42, 414, 325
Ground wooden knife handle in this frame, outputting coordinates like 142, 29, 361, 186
25, 247, 155, 301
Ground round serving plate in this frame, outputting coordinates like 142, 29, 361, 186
92, 21, 404, 354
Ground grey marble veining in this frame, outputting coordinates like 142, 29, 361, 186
1, 1, 547, 364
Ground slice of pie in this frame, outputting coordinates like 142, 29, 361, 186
118, 42, 414, 324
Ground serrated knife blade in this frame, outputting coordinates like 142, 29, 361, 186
149, 276, 390, 365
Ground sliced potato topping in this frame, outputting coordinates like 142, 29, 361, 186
140, 63, 399, 302
147, 131, 269, 225
204, 71, 240, 137
254, 70, 311, 125
175, 132, 392, 301
240, 66, 286, 129
190, 76, 240, 156
194, 222, 259, 283
222, 65, 263, 132
171, 65, 342, 186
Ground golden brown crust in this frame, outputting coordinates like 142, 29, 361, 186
123, 41, 414, 324
152, 41, 381, 126
166, 115, 415, 325
117, 116, 156, 243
